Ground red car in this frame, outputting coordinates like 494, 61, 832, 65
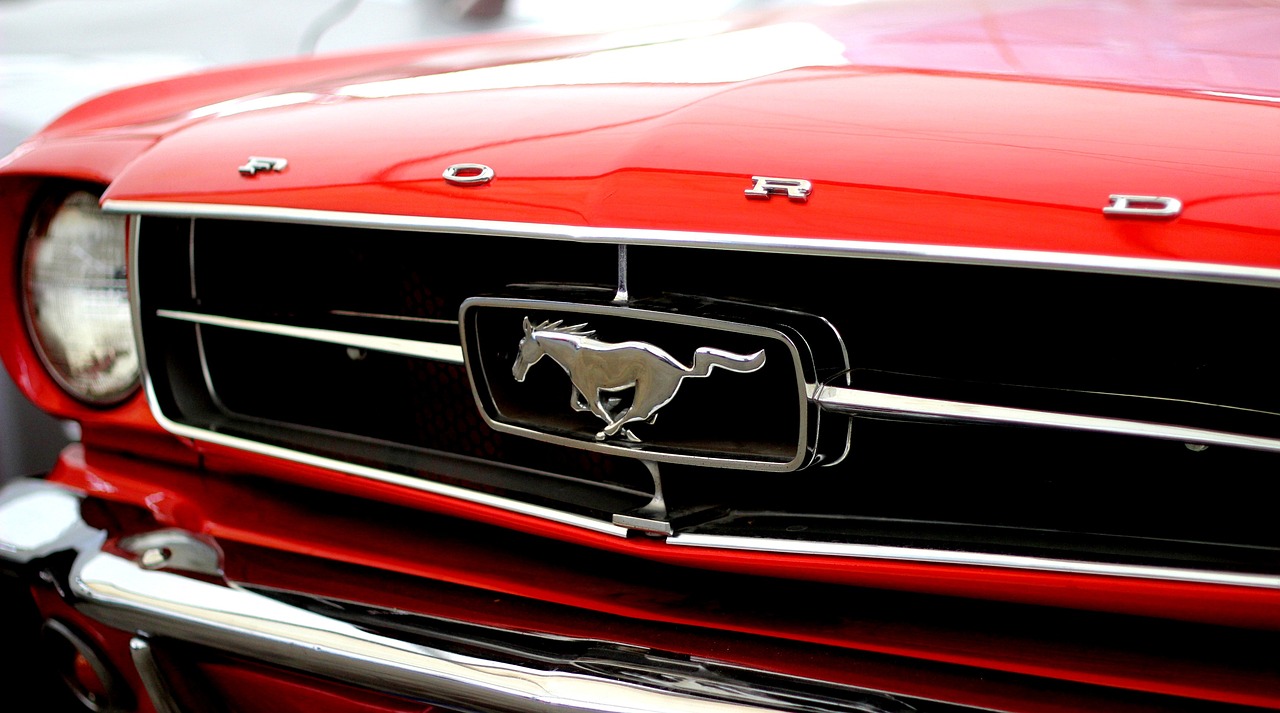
3, 1, 1279, 710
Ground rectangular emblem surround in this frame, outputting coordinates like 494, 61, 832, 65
462, 291, 844, 471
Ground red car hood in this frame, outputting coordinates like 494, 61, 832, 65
17, 1, 1280, 267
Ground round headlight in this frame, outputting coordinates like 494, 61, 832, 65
21, 190, 139, 405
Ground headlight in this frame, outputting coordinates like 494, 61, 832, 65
21, 190, 139, 405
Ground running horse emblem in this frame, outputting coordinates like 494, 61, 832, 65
512, 317, 766, 442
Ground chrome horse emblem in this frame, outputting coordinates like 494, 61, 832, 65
512, 318, 766, 442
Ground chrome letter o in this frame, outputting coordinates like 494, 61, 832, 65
443, 163, 495, 185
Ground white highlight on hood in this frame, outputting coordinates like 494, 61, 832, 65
1197, 90, 1280, 104
337, 22, 849, 99
186, 92, 327, 120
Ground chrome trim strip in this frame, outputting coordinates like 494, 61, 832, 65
614, 244, 630, 303
142, 379, 630, 537
811, 385, 1280, 454
102, 200, 1280, 288
329, 309, 458, 326
187, 218, 197, 300
666, 533, 1280, 589
75, 554, 795, 713
156, 309, 465, 364
129, 639, 184, 713
194, 324, 232, 413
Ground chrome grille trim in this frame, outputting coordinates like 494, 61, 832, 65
811, 385, 1280, 454
329, 310, 459, 326
103, 200, 1280, 288
666, 534, 1280, 590
123, 209, 1280, 587
156, 309, 465, 364
141, 380, 631, 537
129, 639, 183, 713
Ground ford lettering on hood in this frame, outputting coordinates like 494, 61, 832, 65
3, 2, 1280, 711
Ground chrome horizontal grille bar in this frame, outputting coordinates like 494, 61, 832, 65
811, 385, 1280, 454
157, 309, 464, 364
158, 310, 1280, 454
105, 199, 1280, 289
667, 532, 1280, 589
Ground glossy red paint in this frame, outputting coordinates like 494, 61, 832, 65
192, 660, 440, 713
4, 5, 1280, 707
42, 447, 1280, 709
0, 137, 157, 185
0, 5, 1273, 274
101, 67, 1280, 268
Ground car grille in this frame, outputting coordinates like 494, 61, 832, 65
133, 214, 1280, 577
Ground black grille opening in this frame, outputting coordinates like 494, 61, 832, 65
629, 244, 1280, 436
136, 215, 1280, 573
191, 219, 617, 322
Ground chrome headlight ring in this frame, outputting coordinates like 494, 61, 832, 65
21, 188, 139, 405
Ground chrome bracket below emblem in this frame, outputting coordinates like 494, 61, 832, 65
443, 163, 495, 185
744, 176, 812, 202
237, 156, 288, 176
513, 317, 765, 442
611, 461, 725, 536
1103, 194, 1182, 218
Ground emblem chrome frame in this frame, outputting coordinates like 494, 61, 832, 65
462, 296, 842, 472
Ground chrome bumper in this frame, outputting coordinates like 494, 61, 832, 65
0, 479, 901, 713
